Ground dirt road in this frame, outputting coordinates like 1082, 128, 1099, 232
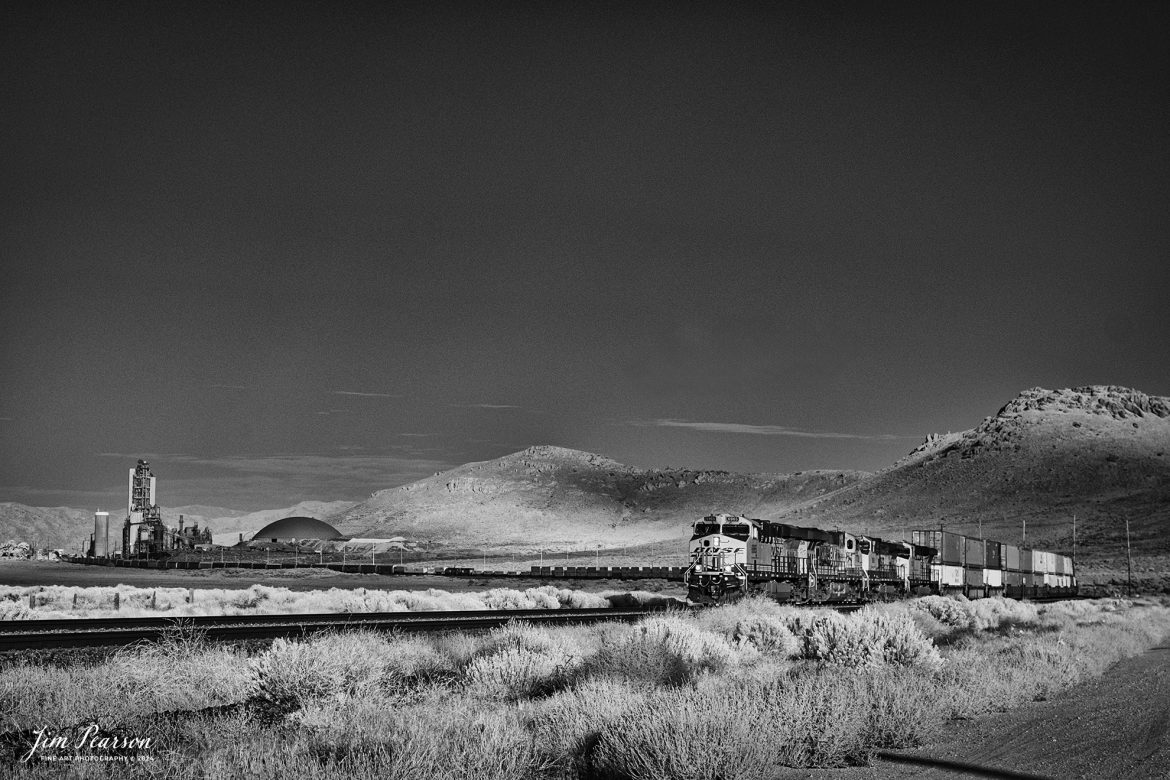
782, 639, 1170, 779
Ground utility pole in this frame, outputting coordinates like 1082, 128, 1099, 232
1126, 514, 1133, 596
1022, 517, 1026, 546
1072, 514, 1077, 567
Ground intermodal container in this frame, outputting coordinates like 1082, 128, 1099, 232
913, 530, 965, 566
1004, 570, 1023, 587
964, 567, 984, 587
1054, 555, 1067, 575
1034, 551, 1054, 574
1019, 548, 1033, 572
965, 537, 985, 569
984, 540, 1002, 570
935, 564, 964, 588
1003, 544, 1020, 571
983, 568, 1003, 588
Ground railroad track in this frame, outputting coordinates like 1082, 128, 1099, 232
0, 605, 676, 652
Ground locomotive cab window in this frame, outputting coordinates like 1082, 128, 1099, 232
691, 523, 721, 539
722, 524, 750, 541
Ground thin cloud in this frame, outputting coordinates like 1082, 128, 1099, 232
634, 419, 917, 440
329, 390, 400, 398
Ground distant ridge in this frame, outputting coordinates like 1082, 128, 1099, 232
331, 444, 864, 551
4, 387, 1167, 566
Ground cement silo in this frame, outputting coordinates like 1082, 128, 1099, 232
92, 511, 109, 557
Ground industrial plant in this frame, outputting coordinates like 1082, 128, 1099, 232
87, 459, 212, 558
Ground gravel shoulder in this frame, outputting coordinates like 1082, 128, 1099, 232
778, 637, 1170, 780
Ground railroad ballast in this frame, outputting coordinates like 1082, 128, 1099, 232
684, 513, 1076, 605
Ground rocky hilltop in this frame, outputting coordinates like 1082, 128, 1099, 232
331, 445, 865, 551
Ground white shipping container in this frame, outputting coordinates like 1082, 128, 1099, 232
1033, 551, 1053, 574
933, 564, 964, 587
983, 568, 1003, 588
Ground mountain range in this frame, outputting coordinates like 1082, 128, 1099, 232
3, 386, 1167, 575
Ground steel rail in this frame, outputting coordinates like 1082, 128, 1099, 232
0, 605, 676, 651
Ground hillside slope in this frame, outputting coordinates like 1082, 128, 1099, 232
0, 504, 91, 553
781, 386, 1170, 554
331, 445, 865, 551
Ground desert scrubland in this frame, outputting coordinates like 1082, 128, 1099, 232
2, 595, 1167, 778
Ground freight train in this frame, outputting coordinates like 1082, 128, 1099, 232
683, 513, 1076, 605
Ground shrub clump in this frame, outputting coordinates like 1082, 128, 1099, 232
581, 616, 738, 687
249, 631, 449, 710
463, 622, 579, 699
464, 646, 573, 700
795, 609, 943, 669
907, 595, 1040, 634
692, 596, 803, 658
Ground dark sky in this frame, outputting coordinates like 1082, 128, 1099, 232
3, 1, 1168, 511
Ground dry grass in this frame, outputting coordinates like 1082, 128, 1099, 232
4, 596, 1169, 778
2, 626, 252, 732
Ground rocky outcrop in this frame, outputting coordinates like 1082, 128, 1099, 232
996, 386, 1170, 420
